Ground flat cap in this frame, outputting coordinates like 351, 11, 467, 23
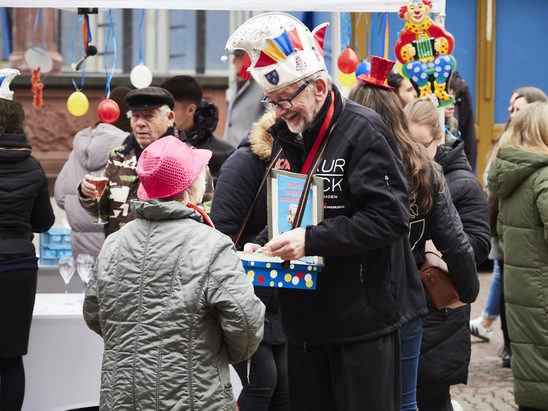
126, 86, 175, 111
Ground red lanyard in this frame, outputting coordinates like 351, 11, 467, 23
301, 90, 335, 174
187, 203, 215, 228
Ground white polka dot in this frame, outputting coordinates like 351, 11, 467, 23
434, 72, 439, 77
307, 266, 312, 271
420, 73, 427, 79
250, 261, 255, 266
428, 62, 434, 68
414, 67, 420, 73
292, 276, 299, 285
444, 56, 450, 62
278, 282, 283, 287
412, 76, 419, 82
270, 270, 278, 278
407, 63, 413, 69
290, 264, 295, 270
443, 72, 449, 77
305, 274, 312, 282
444, 65, 451, 70
435, 67, 442, 72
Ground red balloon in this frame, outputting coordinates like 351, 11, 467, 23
337, 47, 360, 74
97, 99, 120, 124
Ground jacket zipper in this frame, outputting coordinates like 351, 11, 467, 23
360, 263, 364, 283
384, 174, 391, 191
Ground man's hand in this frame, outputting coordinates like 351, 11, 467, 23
80, 175, 99, 198
263, 228, 306, 261
243, 243, 262, 254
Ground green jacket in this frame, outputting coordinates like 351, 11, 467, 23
84, 199, 265, 410
488, 146, 548, 409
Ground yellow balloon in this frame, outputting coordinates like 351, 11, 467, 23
338, 71, 357, 88
67, 91, 89, 117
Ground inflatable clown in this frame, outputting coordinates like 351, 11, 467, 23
394, 0, 456, 106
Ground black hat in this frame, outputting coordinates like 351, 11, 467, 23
126, 87, 175, 111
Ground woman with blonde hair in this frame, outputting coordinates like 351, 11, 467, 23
488, 102, 548, 411
404, 98, 490, 411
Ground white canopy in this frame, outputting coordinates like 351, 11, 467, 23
4, 0, 446, 13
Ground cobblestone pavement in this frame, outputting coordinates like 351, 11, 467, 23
451, 271, 517, 410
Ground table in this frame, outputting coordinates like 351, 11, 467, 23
23, 294, 242, 411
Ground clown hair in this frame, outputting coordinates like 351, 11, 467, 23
399, 0, 433, 19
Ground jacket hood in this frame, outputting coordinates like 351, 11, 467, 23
489, 147, 548, 199
0, 133, 31, 163
186, 100, 219, 145
130, 198, 205, 223
435, 139, 472, 174
73, 123, 129, 171
248, 111, 276, 162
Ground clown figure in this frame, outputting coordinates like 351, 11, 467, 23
394, 0, 456, 106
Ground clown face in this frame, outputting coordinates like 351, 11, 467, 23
405, 1, 431, 25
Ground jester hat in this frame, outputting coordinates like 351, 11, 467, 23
225, 12, 328, 93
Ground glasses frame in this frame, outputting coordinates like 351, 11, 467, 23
261, 82, 310, 110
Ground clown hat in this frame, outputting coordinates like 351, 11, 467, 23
0, 69, 20, 101
356, 56, 395, 91
225, 12, 328, 92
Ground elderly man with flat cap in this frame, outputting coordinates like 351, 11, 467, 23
79, 86, 212, 235
230, 13, 425, 411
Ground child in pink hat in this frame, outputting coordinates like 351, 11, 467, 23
84, 135, 265, 410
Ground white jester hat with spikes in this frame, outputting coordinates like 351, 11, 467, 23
0, 69, 20, 101
225, 12, 328, 93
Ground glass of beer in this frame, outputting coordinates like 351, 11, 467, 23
89, 171, 109, 224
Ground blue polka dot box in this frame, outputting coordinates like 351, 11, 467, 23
239, 252, 322, 290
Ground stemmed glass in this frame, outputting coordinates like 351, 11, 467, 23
58, 256, 76, 298
76, 254, 94, 291
89, 171, 109, 224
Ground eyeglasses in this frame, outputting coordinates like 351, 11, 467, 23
261, 82, 309, 110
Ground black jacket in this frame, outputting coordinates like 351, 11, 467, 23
453, 76, 478, 171
210, 111, 284, 345
259, 86, 425, 345
182, 100, 235, 183
0, 133, 55, 257
416, 141, 488, 387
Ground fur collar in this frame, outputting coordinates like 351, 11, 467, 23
248, 111, 276, 162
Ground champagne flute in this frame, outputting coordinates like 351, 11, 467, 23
89, 171, 109, 224
58, 256, 75, 298
76, 254, 94, 291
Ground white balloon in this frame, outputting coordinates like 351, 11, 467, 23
130, 64, 153, 89
24, 47, 53, 73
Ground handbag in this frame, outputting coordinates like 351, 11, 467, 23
419, 250, 460, 309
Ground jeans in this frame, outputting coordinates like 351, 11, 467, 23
483, 259, 502, 320
233, 342, 290, 411
400, 318, 423, 411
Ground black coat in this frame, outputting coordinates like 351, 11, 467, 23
417, 140, 489, 386
453, 78, 478, 171
182, 100, 235, 183
0, 133, 54, 257
259, 86, 426, 345
210, 111, 284, 345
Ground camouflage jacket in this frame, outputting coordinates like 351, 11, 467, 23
79, 135, 214, 236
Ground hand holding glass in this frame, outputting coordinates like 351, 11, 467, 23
89, 171, 108, 224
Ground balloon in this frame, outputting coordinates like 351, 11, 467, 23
67, 91, 89, 117
338, 71, 357, 88
130, 64, 153, 88
97, 99, 120, 123
355, 61, 371, 77
24, 47, 53, 73
337, 47, 360, 74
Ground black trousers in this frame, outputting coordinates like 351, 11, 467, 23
287, 330, 401, 411
416, 381, 453, 411
233, 342, 290, 411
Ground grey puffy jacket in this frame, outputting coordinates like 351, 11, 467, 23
84, 199, 265, 410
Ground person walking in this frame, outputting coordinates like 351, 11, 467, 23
84, 136, 265, 410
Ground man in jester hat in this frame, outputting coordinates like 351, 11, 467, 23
395, 0, 456, 106
230, 12, 423, 410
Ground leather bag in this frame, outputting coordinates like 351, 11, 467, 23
419, 251, 460, 309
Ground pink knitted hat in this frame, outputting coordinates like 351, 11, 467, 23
136, 136, 212, 200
